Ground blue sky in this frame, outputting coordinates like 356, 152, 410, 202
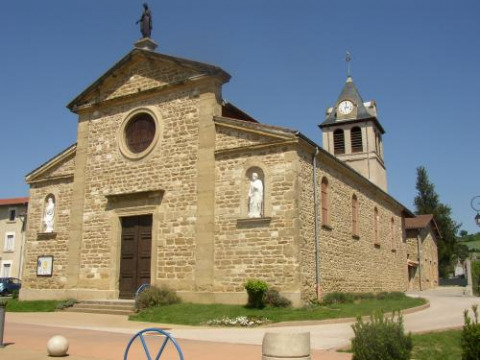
1, 1, 479, 233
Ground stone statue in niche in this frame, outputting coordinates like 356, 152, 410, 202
43, 196, 55, 233
136, 3, 153, 38
248, 172, 263, 218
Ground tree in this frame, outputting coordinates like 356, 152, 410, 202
414, 166, 461, 277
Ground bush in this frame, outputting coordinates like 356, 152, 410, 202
472, 261, 480, 296
351, 311, 412, 360
462, 304, 480, 360
264, 289, 292, 308
135, 285, 181, 311
322, 292, 354, 305
11, 290, 19, 300
244, 279, 268, 309
56, 299, 77, 310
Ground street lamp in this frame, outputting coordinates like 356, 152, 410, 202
471, 196, 480, 227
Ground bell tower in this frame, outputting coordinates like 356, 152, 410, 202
319, 76, 387, 192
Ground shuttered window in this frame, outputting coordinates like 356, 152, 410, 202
351, 127, 363, 153
333, 129, 345, 155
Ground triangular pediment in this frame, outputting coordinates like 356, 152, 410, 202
68, 49, 230, 112
26, 144, 77, 184
215, 116, 297, 151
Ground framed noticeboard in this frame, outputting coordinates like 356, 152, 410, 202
37, 256, 53, 277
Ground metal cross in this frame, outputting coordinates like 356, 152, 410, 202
346, 51, 352, 76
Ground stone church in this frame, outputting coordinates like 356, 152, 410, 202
20, 35, 438, 305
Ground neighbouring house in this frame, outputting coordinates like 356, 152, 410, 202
0, 197, 28, 279
405, 214, 440, 290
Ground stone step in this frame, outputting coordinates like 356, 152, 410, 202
63, 300, 136, 316
65, 307, 134, 316
71, 303, 134, 311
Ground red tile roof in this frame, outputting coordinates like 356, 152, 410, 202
405, 214, 433, 229
0, 197, 29, 206
405, 214, 441, 239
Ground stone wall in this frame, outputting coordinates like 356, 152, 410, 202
77, 86, 203, 291
22, 178, 73, 294
299, 148, 408, 297
406, 227, 438, 290
214, 137, 302, 304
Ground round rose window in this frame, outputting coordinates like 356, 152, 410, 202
125, 113, 156, 154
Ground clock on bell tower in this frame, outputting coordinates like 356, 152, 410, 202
319, 76, 388, 192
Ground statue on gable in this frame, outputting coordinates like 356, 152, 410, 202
43, 196, 55, 233
248, 172, 263, 218
137, 3, 153, 38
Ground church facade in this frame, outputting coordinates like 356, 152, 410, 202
20, 39, 437, 305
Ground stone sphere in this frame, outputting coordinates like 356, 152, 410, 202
47, 335, 69, 357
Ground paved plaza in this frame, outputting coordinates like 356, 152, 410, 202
0, 287, 478, 360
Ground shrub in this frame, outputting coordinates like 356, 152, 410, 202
264, 289, 292, 308
351, 311, 412, 360
322, 292, 354, 305
462, 304, 480, 360
472, 261, 480, 296
11, 290, 19, 300
135, 285, 181, 311
244, 279, 268, 309
56, 299, 77, 310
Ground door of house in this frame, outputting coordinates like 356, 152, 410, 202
119, 215, 152, 299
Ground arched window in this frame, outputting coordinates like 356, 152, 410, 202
333, 129, 345, 155
351, 127, 363, 153
391, 217, 395, 249
374, 207, 379, 244
321, 177, 330, 227
352, 194, 359, 237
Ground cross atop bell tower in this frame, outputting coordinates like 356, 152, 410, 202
319, 65, 388, 192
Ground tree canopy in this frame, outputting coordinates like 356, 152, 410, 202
414, 166, 460, 277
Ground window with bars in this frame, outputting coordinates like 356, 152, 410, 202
351, 127, 363, 153
333, 129, 345, 155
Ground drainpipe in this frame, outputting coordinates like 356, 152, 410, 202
313, 147, 320, 299
417, 233, 422, 291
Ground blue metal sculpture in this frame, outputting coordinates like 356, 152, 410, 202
124, 328, 184, 360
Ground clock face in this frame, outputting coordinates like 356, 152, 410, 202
338, 100, 354, 115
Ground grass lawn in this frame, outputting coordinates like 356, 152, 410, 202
411, 329, 462, 360
130, 295, 426, 325
1, 298, 64, 312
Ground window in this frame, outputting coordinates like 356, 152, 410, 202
374, 207, 379, 244
333, 129, 345, 155
351, 127, 363, 153
1, 262, 11, 278
8, 208, 16, 221
4, 233, 14, 252
125, 113, 156, 153
321, 177, 330, 227
352, 195, 359, 237
391, 217, 395, 249
118, 107, 161, 160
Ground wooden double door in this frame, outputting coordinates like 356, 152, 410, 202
119, 215, 152, 299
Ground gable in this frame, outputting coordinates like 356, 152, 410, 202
26, 144, 76, 184
215, 117, 297, 152
68, 49, 230, 112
